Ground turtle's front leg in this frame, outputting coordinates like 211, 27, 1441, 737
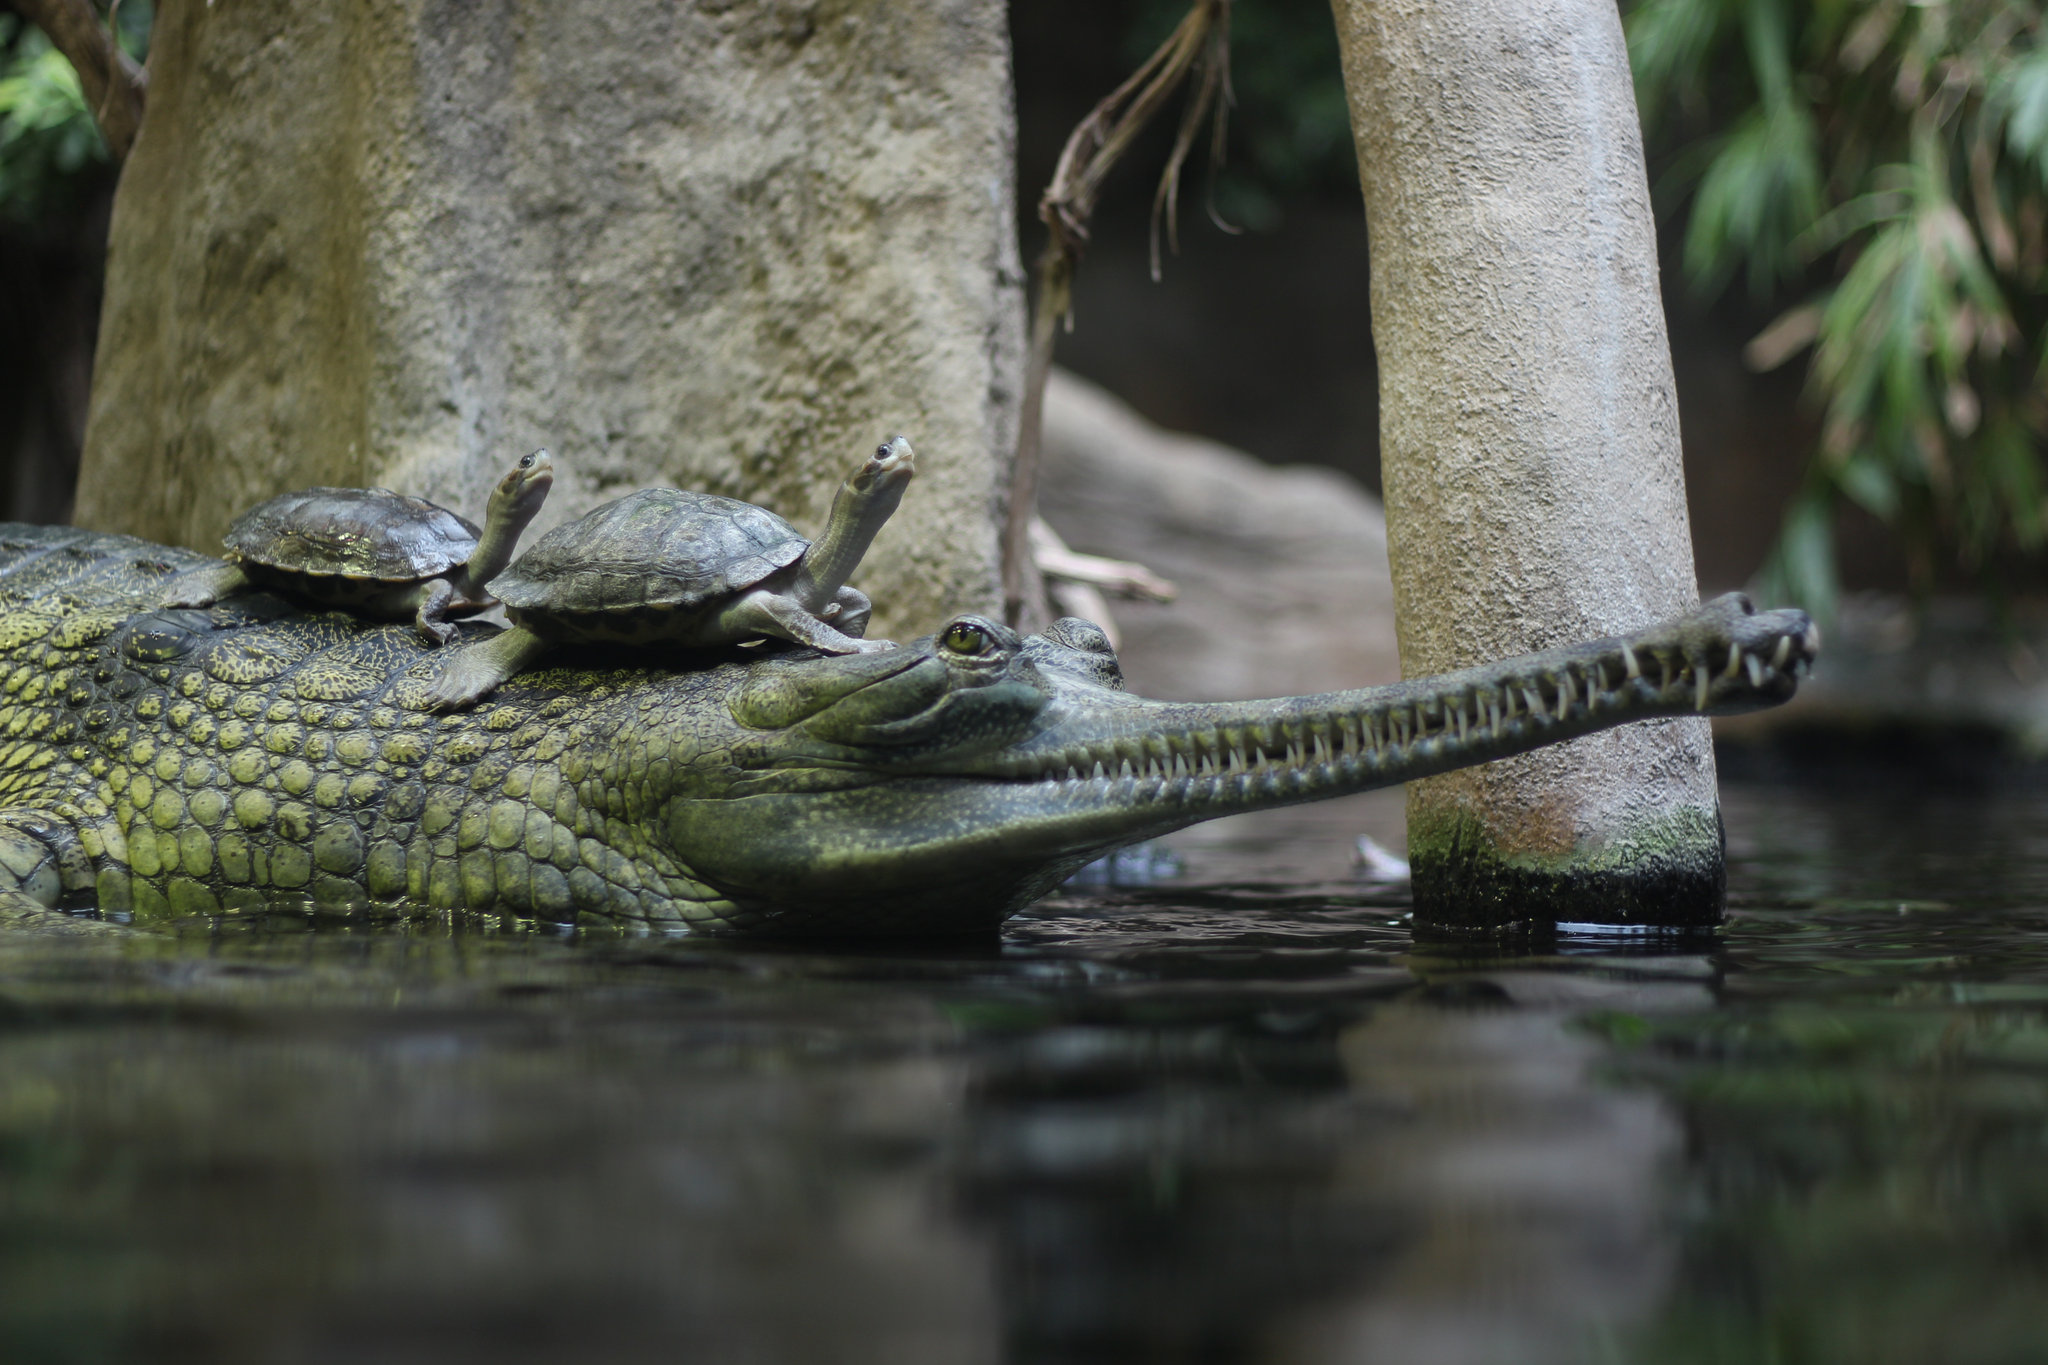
423, 625, 553, 710
159, 560, 251, 610
733, 590, 895, 654
825, 586, 873, 639
413, 578, 462, 647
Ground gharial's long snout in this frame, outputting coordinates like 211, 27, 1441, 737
947, 593, 1815, 807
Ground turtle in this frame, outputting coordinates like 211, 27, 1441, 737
159, 450, 556, 646
423, 435, 915, 710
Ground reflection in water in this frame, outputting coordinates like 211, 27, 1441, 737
0, 770, 2044, 1362
1289, 976, 1703, 1365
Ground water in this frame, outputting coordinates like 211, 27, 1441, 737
2, 761, 2046, 1365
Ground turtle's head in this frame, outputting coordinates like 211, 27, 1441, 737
471, 450, 557, 586
491, 449, 555, 527
850, 435, 915, 497
794, 436, 918, 610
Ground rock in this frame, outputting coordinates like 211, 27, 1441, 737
1038, 369, 1400, 702
75, 0, 1024, 641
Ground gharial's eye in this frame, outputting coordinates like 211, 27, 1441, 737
943, 621, 989, 655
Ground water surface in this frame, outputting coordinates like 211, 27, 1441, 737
2, 764, 2044, 1365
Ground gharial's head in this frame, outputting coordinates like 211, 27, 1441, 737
625, 593, 1818, 937
652, 613, 1148, 934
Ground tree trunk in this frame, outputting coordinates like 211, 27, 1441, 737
1329, 0, 1723, 930
74, 0, 1024, 641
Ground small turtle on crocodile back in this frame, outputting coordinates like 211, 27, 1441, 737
160, 450, 555, 645
425, 435, 915, 710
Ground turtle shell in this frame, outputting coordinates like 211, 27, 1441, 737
226, 487, 481, 582
492, 488, 808, 618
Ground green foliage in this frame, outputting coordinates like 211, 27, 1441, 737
0, 19, 101, 220
0, 5, 150, 222
1628, 0, 2048, 613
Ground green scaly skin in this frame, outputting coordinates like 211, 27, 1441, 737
0, 525, 1818, 937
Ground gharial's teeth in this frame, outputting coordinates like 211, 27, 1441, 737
1724, 643, 1743, 679
1523, 686, 1546, 721
1621, 643, 1641, 679
1694, 666, 1710, 712
1746, 653, 1766, 688
1773, 636, 1792, 669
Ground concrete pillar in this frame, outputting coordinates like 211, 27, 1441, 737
1329, 0, 1723, 929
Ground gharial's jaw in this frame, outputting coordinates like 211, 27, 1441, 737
956, 592, 1819, 794
664, 594, 1819, 934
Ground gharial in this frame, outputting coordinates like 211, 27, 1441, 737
160, 450, 555, 646
0, 524, 1817, 937
425, 436, 915, 710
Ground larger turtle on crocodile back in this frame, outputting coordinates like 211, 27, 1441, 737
160, 450, 555, 646
425, 435, 915, 709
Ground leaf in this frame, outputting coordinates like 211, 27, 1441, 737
1681, 100, 1826, 295
1944, 380, 1982, 435
1993, 45, 2048, 179
0, 28, 107, 220
1837, 0, 1904, 74
1836, 453, 1901, 520
1626, 0, 1734, 122
1739, 0, 1798, 108
1759, 488, 1841, 624
1744, 301, 1824, 371
1980, 415, 2046, 548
